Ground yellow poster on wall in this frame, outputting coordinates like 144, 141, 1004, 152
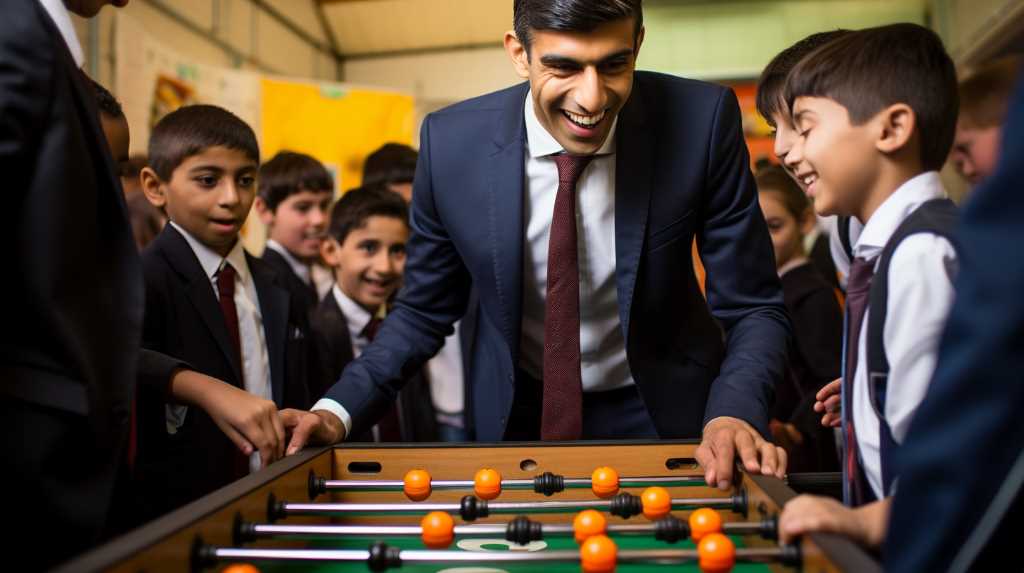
260, 78, 415, 196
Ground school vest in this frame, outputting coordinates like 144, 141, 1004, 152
845, 199, 959, 497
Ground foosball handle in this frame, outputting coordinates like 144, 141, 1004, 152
266, 492, 286, 523
232, 512, 256, 546
731, 487, 749, 517
308, 469, 326, 499
189, 535, 216, 573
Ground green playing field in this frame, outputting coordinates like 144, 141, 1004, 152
252, 532, 774, 572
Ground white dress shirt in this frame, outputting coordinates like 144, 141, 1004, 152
519, 92, 634, 392
849, 172, 958, 499
427, 320, 465, 425
265, 239, 313, 287
38, 0, 84, 68
169, 222, 273, 472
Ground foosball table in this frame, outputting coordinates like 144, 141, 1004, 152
60, 441, 881, 573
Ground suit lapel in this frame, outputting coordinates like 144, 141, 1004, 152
613, 83, 653, 340
251, 255, 290, 405
160, 226, 244, 384
487, 83, 529, 360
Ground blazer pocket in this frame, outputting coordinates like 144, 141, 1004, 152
647, 209, 695, 253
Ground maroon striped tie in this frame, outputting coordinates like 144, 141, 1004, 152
216, 263, 249, 477
541, 153, 594, 440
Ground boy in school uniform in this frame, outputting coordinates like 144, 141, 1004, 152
135, 105, 314, 519
775, 23, 960, 547
255, 151, 334, 316
950, 56, 1021, 187
311, 185, 437, 441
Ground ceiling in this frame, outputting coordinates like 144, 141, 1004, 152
317, 0, 511, 59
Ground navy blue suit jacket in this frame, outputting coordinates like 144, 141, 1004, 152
326, 72, 789, 441
885, 72, 1024, 572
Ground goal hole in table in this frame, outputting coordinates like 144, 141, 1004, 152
664, 457, 699, 471
347, 461, 383, 474
519, 458, 538, 471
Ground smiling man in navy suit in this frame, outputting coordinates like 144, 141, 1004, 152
284, 0, 790, 486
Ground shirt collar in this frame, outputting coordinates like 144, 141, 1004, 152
265, 239, 312, 285
524, 91, 618, 159
332, 283, 373, 339
854, 171, 947, 259
170, 221, 251, 285
38, 0, 85, 68
778, 257, 810, 278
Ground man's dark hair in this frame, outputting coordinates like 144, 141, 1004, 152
91, 77, 124, 119
259, 151, 334, 211
513, 0, 643, 56
327, 184, 409, 246
756, 29, 852, 127
784, 23, 959, 172
362, 143, 418, 187
147, 104, 259, 181
756, 165, 810, 220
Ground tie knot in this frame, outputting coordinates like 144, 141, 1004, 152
553, 153, 595, 188
216, 262, 236, 295
847, 256, 875, 294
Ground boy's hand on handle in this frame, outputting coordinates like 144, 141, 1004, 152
281, 409, 347, 455
813, 379, 843, 427
779, 495, 890, 548
696, 416, 787, 491
169, 369, 285, 467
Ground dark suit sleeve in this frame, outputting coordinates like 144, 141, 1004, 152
324, 116, 472, 435
0, 9, 52, 196
697, 88, 790, 438
885, 76, 1024, 573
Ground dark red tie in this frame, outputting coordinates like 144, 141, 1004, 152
364, 317, 403, 442
217, 263, 249, 476
216, 263, 244, 377
842, 256, 875, 505
541, 153, 594, 440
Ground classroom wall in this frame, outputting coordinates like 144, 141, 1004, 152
73, 0, 340, 90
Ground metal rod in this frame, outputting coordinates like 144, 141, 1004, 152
279, 497, 736, 517
321, 475, 705, 491
246, 520, 765, 541
211, 546, 789, 564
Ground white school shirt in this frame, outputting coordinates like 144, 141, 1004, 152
169, 222, 273, 472
38, 0, 84, 68
518, 91, 635, 392
849, 172, 958, 499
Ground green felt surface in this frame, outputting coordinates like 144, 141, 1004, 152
245, 533, 774, 573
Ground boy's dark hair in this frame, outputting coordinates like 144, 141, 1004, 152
513, 0, 643, 56
756, 165, 810, 220
327, 184, 409, 246
756, 29, 852, 127
91, 77, 124, 119
147, 104, 259, 181
362, 143, 418, 187
959, 56, 1022, 128
784, 23, 959, 172
259, 151, 334, 211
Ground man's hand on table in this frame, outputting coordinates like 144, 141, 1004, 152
281, 409, 347, 455
695, 416, 787, 490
